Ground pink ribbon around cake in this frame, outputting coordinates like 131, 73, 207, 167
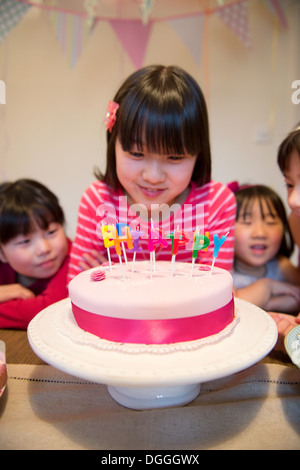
71, 297, 235, 345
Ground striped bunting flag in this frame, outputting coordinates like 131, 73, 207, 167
49, 10, 92, 69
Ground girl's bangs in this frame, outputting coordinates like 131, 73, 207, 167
1, 206, 55, 244
30, 206, 57, 230
0, 179, 65, 245
237, 192, 277, 220
237, 196, 254, 220
118, 99, 201, 156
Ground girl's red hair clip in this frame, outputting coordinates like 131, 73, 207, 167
105, 100, 119, 133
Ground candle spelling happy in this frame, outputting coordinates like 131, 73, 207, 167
99, 222, 229, 278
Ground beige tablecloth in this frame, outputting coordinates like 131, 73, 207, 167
0, 363, 299, 450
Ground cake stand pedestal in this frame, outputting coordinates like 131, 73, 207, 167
107, 383, 201, 410
28, 298, 278, 410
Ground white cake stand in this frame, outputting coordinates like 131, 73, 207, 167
27, 298, 277, 410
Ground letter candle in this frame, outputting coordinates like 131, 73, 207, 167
114, 223, 133, 277
116, 223, 133, 266
190, 229, 210, 277
100, 223, 114, 272
210, 232, 229, 276
149, 219, 155, 278
101, 223, 125, 279
148, 220, 168, 278
129, 228, 144, 272
167, 227, 190, 276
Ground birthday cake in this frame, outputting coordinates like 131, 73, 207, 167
68, 261, 235, 346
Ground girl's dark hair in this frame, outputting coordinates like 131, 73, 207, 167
0, 179, 65, 245
235, 185, 294, 258
277, 124, 300, 173
95, 65, 211, 190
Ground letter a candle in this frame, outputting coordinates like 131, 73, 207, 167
129, 227, 144, 272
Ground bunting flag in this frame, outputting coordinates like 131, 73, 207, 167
0, 0, 31, 43
264, 0, 288, 28
217, 1, 251, 48
138, 0, 155, 25
49, 10, 92, 68
84, 0, 100, 30
109, 19, 153, 70
168, 15, 204, 65
0, 0, 290, 69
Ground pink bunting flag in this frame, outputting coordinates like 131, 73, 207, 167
217, 1, 251, 48
264, 0, 288, 28
109, 19, 153, 69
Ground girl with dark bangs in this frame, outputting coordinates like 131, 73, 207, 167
277, 124, 300, 267
275, 124, 300, 350
68, 65, 236, 280
0, 179, 72, 329
233, 185, 300, 314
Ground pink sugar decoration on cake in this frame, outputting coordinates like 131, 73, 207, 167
90, 270, 106, 282
102, 261, 115, 267
198, 265, 211, 272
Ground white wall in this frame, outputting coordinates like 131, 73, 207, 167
0, 0, 299, 247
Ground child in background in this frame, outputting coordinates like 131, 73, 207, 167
233, 185, 300, 313
276, 125, 300, 348
277, 125, 300, 265
68, 65, 236, 279
0, 179, 71, 329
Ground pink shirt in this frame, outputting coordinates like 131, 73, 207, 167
68, 181, 236, 280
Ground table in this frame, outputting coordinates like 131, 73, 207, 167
0, 329, 46, 365
0, 328, 299, 450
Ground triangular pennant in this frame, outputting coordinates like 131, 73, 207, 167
168, 15, 204, 65
138, 0, 155, 25
0, 0, 31, 44
49, 11, 92, 68
84, 0, 100, 30
264, 0, 288, 28
109, 19, 153, 69
217, 1, 251, 48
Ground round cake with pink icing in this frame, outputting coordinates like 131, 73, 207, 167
68, 261, 235, 345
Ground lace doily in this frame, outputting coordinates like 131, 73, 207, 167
55, 303, 240, 355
